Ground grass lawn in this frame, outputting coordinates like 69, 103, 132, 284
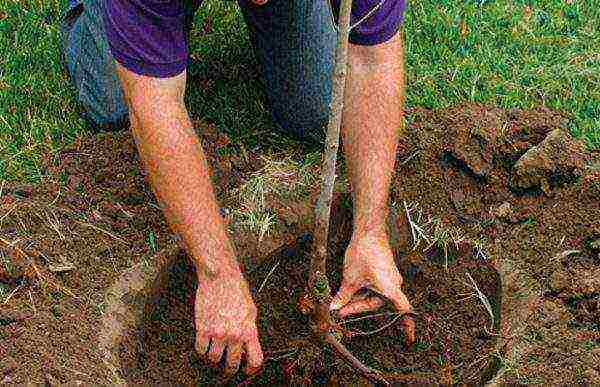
0, 0, 598, 183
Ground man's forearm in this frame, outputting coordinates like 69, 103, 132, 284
134, 109, 240, 280
342, 33, 404, 236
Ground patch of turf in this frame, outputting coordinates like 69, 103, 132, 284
404, 0, 599, 150
0, 0, 85, 182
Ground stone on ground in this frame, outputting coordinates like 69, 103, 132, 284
510, 129, 588, 193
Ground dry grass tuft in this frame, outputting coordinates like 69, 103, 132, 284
229, 155, 319, 241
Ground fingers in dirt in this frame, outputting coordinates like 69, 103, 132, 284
224, 342, 243, 376
390, 290, 413, 315
244, 331, 264, 375
391, 291, 416, 348
330, 282, 361, 311
207, 340, 225, 364
338, 295, 385, 317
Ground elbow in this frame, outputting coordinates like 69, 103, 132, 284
115, 63, 188, 135
349, 32, 402, 69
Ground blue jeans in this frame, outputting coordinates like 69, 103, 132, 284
60, 0, 336, 142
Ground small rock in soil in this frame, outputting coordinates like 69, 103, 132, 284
442, 124, 498, 179
510, 129, 589, 193
48, 262, 75, 273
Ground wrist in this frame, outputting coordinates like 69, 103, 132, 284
191, 243, 244, 282
352, 222, 387, 240
196, 258, 242, 282
352, 208, 388, 239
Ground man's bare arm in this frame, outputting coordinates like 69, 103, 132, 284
331, 33, 413, 320
115, 66, 235, 278
115, 64, 263, 375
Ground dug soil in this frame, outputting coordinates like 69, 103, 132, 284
119, 207, 501, 386
1, 104, 599, 385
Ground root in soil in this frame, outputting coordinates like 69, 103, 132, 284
118, 201, 502, 385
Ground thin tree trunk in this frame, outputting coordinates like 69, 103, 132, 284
308, 0, 353, 298
304, 2, 393, 384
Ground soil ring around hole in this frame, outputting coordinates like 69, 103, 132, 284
98, 240, 182, 385
97, 217, 535, 385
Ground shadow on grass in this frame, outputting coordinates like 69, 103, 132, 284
186, 52, 322, 157
184, 1, 318, 156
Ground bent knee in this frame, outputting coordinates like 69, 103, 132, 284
270, 93, 330, 144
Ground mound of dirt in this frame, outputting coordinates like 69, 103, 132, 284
440, 105, 590, 198
395, 103, 600, 384
441, 105, 565, 179
1, 104, 599, 384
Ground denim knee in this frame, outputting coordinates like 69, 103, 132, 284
60, 0, 129, 130
238, 0, 336, 144
270, 93, 329, 144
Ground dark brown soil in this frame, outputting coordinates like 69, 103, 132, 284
1, 105, 598, 385
119, 200, 501, 386
393, 104, 600, 383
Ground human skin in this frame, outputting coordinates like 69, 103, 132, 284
331, 32, 412, 317
114, 29, 410, 377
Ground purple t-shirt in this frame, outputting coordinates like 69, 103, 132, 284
104, 0, 406, 78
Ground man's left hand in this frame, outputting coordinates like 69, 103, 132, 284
330, 232, 412, 318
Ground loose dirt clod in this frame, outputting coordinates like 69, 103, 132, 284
442, 116, 500, 179
511, 128, 589, 194
489, 201, 513, 221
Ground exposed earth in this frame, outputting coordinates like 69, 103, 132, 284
1, 104, 598, 385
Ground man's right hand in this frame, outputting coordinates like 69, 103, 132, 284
113, 63, 263, 377
194, 268, 263, 376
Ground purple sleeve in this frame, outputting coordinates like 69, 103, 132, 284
103, 0, 189, 78
331, 0, 406, 46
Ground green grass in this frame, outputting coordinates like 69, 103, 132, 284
405, 0, 600, 147
1, 0, 599, 182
